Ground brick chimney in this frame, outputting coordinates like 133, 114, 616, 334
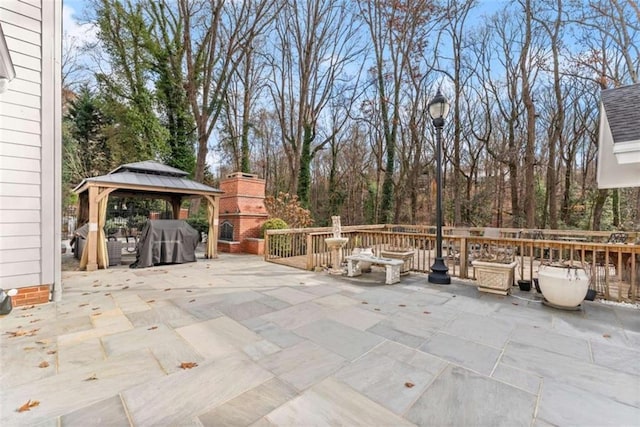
218, 172, 268, 254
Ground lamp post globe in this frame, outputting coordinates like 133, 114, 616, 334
427, 89, 451, 285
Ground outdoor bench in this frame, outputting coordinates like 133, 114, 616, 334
345, 254, 404, 285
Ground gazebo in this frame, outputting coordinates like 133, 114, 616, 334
73, 161, 223, 271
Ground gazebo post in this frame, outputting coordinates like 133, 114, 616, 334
171, 196, 182, 219
205, 195, 220, 259
85, 185, 99, 271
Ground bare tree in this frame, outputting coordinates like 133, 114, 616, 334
267, 0, 364, 208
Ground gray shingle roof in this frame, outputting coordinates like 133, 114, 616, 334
110, 160, 189, 177
73, 161, 222, 194
601, 83, 640, 143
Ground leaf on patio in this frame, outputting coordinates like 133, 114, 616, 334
180, 362, 198, 369
35, 339, 49, 345
104, 293, 111, 296
82, 292, 90, 296
92, 312, 102, 316
38, 361, 49, 368
7, 328, 39, 338
189, 299, 196, 303
146, 300, 155, 303
511, 302, 519, 306
423, 311, 431, 314
91, 307, 100, 310
79, 303, 89, 307
164, 288, 171, 292
361, 301, 368, 304
398, 304, 406, 307
374, 308, 381, 311
186, 290, 192, 292
29, 319, 41, 323
603, 333, 611, 338
404, 382, 415, 388
17, 399, 40, 412
21, 305, 35, 310
19, 313, 33, 318
84, 374, 98, 381
122, 286, 129, 290
47, 350, 57, 355
23, 347, 36, 351
93, 280, 99, 283
147, 326, 158, 330
92, 284, 101, 287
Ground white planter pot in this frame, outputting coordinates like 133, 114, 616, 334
538, 265, 589, 309
472, 260, 517, 295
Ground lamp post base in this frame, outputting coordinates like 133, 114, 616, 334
428, 257, 451, 284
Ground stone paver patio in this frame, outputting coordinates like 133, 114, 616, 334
1, 253, 639, 426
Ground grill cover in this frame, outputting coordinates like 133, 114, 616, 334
131, 220, 199, 268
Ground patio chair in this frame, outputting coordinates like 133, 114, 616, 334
607, 232, 628, 244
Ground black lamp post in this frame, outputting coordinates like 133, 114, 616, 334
427, 89, 451, 285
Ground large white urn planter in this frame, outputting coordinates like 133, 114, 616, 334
538, 264, 589, 310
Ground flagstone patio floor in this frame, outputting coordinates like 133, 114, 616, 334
1, 253, 639, 426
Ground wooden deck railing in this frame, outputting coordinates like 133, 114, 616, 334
265, 225, 640, 302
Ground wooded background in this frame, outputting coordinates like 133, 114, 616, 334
62, 0, 640, 230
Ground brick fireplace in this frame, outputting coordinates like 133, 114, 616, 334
217, 172, 268, 254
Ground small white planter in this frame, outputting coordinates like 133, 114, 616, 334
538, 265, 589, 309
472, 260, 517, 295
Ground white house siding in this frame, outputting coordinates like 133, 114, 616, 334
0, 0, 61, 299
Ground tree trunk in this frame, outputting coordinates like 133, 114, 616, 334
592, 189, 608, 230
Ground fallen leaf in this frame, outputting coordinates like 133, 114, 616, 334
78, 303, 89, 307
189, 299, 196, 303
361, 301, 368, 304
91, 307, 100, 310
180, 362, 198, 369
84, 374, 98, 381
29, 319, 41, 323
148, 326, 158, 330
423, 311, 431, 314
19, 314, 33, 318
122, 286, 129, 290
17, 399, 40, 412
47, 350, 57, 355
146, 300, 155, 303
164, 288, 171, 292
21, 305, 35, 310
374, 308, 381, 311
93, 280, 99, 283
511, 302, 519, 306
82, 292, 90, 296
92, 312, 102, 316
126, 279, 131, 282
106, 284, 112, 287
452, 295, 456, 298
104, 293, 111, 296
38, 361, 49, 368
603, 334, 611, 338
92, 284, 100, 287
23, 347, 36, 351
405, 382, 415, 388
186, 290, 192, 292
399, 304, 406, 307
7, 328, 39, 338
35, 339, 49, 345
